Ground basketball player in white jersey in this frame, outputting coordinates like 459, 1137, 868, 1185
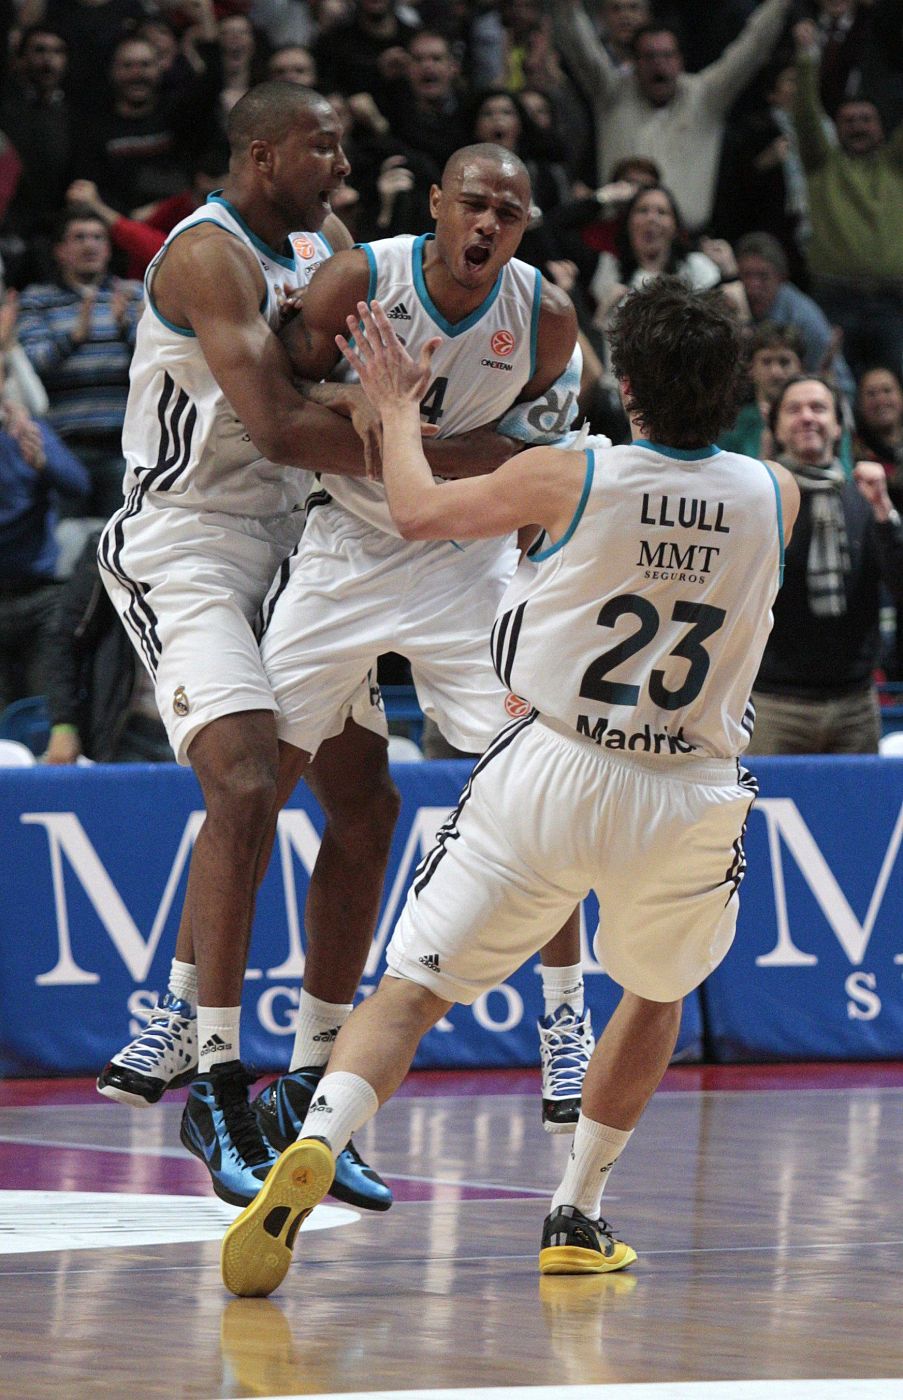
254, 144, 596, 1149
217, 281, 800, 1299
96, 82, 404, 1211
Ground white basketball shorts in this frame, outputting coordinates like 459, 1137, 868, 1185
387, 713, 758, 1004
258, 499, 521, 759
98, 500, 375, 765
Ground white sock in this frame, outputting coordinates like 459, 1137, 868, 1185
290, 990, 353, 1071
197, 1006, 241, 1071
541, 962, 584, 1018
298, 1070, 378, 1156
168, 959, 197, 1011
551, 1114, 633, 1219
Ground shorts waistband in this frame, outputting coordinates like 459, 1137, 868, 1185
536, 713, 741, 785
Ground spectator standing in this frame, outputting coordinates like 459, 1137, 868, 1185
748, 374, 903, 754
853, 366, 903, 677
0, 360, 89, 708
594, 0, 650, 69
0, 26, 72, 282
714, 61, 818, 288
266, 43, 317, 84
312, 0, 418, 106
71, 12, 223, 213
44, 528, 174, 764
379, 30, 470, 174
218, 13, 269, 117
794, 19, 903, 379
17, 207, 143, 521
589, 184, 722, 331
735, 230, 854, 397
854, 367, 903, 499
18, 0, 147, 104
550, 0, 794, 228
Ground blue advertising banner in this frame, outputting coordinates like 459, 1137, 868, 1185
0, 762, 702, 1078
705, 756, 903, 1061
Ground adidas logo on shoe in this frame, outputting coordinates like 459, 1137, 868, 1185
419, 953, 440, 971
386, 301, 411, 320
308, 1094, 333, 1114
200, 1033, 232, 1056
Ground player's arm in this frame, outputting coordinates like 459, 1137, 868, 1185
765, 459, 800, 546
152, 227, 373, 474
516, 279, 579, 404
338, 300, 587, 541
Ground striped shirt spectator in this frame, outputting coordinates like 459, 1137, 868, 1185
17, 207, 143, 521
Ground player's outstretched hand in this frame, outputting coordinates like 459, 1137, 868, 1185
336, 300, 440, 412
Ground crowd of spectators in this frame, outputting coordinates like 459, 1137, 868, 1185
1, 0, 902, 758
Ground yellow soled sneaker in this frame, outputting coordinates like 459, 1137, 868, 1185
538, 1204, 637, 1275
221, 1136, 335, 1298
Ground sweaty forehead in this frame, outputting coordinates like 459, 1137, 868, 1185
450, 160, 530, 211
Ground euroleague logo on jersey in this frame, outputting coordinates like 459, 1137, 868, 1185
292, 235, 315, 260
482, 328, 516, 372
504, 692, 531, 718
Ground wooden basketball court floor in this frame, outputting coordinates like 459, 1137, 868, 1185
1, 1063, 902, 1400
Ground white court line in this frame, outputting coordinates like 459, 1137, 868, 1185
248, 1382, 903, 1400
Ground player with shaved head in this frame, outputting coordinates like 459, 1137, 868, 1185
216, 142, 607, 1296
96, 81, 400, 1213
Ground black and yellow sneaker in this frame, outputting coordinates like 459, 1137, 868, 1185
538, 1204, 637, 1275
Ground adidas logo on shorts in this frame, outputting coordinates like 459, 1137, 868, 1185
386, 301, 411, 321
419, 953, 440, 971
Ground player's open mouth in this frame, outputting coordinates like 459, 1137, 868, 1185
464, 245, 491, 269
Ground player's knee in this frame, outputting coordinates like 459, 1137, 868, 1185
329, 770, 400, 855
202, 751, 281, 831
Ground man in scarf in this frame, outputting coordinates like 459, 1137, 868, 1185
748, 374, 903, 754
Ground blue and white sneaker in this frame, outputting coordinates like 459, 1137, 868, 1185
181, 1061, 278, 1207
538, 1004, 595, 1134
253, 1067, 393, 1212
97, 992, 197, 1107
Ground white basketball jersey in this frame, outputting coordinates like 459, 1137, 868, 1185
323, 232, 542, 535
121, 195, 332, 517
491, 441, 785, 759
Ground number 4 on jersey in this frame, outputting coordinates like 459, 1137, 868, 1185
420, 376, 448, 427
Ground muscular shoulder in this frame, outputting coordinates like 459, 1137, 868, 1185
153, 223, 265, 327
321, 213, 354, 253
301, 247, 371, 327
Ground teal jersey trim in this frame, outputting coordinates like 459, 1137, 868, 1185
634, 438, 722, 461
762, 460, 785, 586
528, 268, 542, 379
359, 242, 378, 304
530, 448, 594, 561
318, 232, 334, 256
145, 217, 238, 336
206, 193, 296, 269
412, 233, 503, 336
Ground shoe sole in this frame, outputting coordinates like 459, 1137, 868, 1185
221, 1137, 335, 1298
96, 1065, 198, 1108
257, 1105, 392, 1212
538, 1242, 637, 1275
542, 1118, 578, 1136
